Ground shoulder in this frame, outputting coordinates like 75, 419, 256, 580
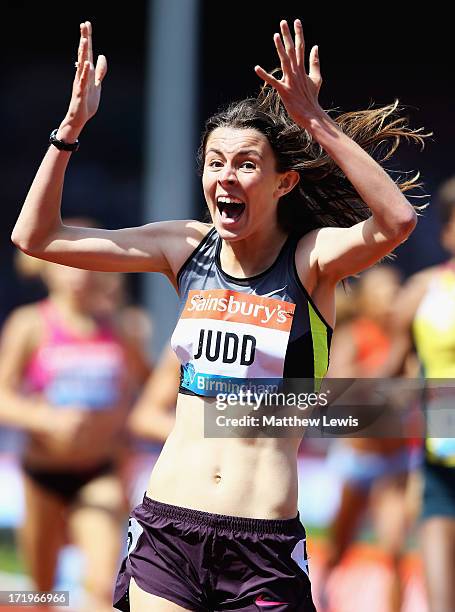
152, 220, 214, 276
0, 303, 44, 353
3, 303, 42, 333
178, 221, 214, 251
294, 227, 333, 267
402, 265, 441, 295
393, 265, 441, 328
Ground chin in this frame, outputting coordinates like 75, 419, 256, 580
215, 223, 248, 242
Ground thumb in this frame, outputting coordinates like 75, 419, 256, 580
95, 54, 108, 86
308, 45, 322, 88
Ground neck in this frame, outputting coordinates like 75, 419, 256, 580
49, 292, 88, 317
219, 224, 288, 278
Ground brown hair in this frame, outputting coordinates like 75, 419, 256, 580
198, 85, 429, 237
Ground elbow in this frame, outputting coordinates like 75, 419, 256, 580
11, 229, 30, 253
11, 221, 36, 253
389, 207, 418, 242
400, 208, 418, 239
11, 221, 57, 255
11, 231, 38, 255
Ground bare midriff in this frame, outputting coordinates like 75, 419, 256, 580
22, 410, 125, 471
146, 393, 302, 519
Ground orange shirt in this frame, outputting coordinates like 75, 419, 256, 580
351, 317, 391, 376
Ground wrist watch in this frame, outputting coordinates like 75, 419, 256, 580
49, 129, 80, 152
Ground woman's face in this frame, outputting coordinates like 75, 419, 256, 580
42, 263, 96, 296
358, 267, 401, 322
42, 264, 126, 314
202, 127, 296, 241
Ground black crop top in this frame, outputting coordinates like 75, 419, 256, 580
170, 228, 332, 396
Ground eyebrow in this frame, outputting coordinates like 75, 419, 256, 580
205, 148, 263, 159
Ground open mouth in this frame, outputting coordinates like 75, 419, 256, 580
217, 197, 246, 223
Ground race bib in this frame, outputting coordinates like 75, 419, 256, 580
171, 289, 295, 396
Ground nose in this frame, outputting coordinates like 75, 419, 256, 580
218, 164, 237, 185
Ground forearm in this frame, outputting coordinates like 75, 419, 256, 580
11, 120, 82, 252
307, 112, 417, 236
128, 406, 175, 442
0, 388, 50, 433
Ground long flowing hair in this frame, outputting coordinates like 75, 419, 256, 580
198, 84, 429, 237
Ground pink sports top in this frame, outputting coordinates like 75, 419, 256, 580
24, 300, 126, 411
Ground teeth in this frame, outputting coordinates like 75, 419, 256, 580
217, 196, 244, 205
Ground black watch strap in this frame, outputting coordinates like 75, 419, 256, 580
49, 129, 80, 152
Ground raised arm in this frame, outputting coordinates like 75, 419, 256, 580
11, 22, 205, 279
255, 20, 418, 283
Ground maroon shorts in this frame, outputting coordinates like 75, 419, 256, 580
114, 495, 316, 611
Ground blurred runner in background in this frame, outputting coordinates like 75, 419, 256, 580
387, 176, 455, 612
322, 266, 420, 612
124, 345, 179, 507
0, 219, 151, 612
128, 344, 179, 444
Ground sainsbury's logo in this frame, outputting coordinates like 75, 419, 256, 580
183, 289, 295, 330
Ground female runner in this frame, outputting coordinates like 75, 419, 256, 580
322, 266, 419, 612
0, 240, 151, 612
383, 176, 455, 612
12, 19, 425, 611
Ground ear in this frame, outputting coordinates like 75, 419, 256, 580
441, 210, 455, 251
275, 170, 300, 198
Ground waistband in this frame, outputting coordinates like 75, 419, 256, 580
142, 495, 302, 535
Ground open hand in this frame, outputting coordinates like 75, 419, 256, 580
255, 19, 323, 128
65, 21, 107, 129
